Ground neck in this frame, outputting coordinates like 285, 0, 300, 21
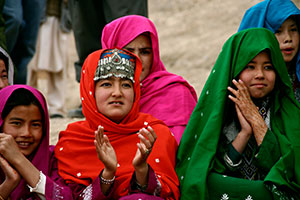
252, 95, 270, 108
286, 58, 297, 72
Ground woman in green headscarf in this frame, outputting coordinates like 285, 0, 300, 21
176, 28, 300, 200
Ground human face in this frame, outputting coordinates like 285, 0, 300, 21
239, 51, 276, 99
0, 59, 8, 90
95, 77, 134, 123
124, 34, 153, 81
275, 17, 300, 66
2, 104, 43, 156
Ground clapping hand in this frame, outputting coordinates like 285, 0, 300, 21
94, 126, 117, 174
133, 126, 157, 170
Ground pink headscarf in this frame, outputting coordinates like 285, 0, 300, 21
0, 85, 50, 199
102, 15, 197, 143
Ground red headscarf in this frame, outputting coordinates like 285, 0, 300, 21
55, 49, 179, 199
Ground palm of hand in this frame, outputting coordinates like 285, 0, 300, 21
97, 140, 117, 170
132, 144, 147, 168
132, 126, 157, 169
94, 126, 117, 172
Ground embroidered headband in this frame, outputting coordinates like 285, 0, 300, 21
94, 48, 136, 83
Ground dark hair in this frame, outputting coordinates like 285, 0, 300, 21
0, 51, 8, 71
1, 88, 44, 125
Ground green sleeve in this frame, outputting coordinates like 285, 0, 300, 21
255, 129, 281, 172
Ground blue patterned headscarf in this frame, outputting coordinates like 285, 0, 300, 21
238, 0, 300, 80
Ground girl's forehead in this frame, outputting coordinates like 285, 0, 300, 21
97, 76, 133, 82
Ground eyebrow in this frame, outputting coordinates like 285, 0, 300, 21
124, 47, 152, 50
8, 117, 24, 121
247, 61, 272, 64
99, 77, 131, 81
8, 117, 42, 122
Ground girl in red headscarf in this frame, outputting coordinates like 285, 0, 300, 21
55, 48, 180, 199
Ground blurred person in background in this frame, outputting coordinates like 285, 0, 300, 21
67, 0, 148, 118
0, 0, 14, 90
3, 0, 46, 84
0, 46, 14, 90
27, 0, 71, 118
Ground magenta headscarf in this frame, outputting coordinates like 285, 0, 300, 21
0, 85, 50, 199
102, 15, 198, 143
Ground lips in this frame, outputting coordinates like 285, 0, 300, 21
16, 141, 32, 148
251, 83, 266, 88
282, 47, 294, 55
109, 101, 123, 105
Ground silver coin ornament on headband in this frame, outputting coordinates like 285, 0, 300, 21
94, 49, 135, 83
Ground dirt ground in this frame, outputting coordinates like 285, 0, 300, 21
47, 0, 300, 145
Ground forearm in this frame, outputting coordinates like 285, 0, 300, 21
232, 131, 251, 154
134, 162, 149, 187
130, 165, 160, 195
100, 168, 116, 195
0, 183, 15, 199
11, 154, 40, 188
249, 114, 268, 146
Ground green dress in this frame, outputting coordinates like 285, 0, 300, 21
176, 28, 300, 200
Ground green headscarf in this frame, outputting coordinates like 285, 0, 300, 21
176, 28, 300, 199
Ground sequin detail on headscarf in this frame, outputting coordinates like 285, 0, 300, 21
94, 49, 135, 83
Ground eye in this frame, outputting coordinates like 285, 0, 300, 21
291, 27, 298, 32
10, 120, 21, 126
122, 80, 133, 88
264, 64, 274, 70
140, 49, 152, 55
100, 82, 111, 87
122, 83, 132, 88
245, 64, 255, 69
32, 122, 42, 128
275, 29, 282, 34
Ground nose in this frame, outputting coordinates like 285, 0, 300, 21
283, 31, 292, 43
255, 68, 264, 79
20, 125, 32, 137
112, 84, 122, 97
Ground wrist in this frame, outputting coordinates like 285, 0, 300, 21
0, 182, 15, 199
9, 152, 25, 168
239, 130, 252, 138
102, 168, 116, 180
134, 162, 148, 174
134, 163, 149, 187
